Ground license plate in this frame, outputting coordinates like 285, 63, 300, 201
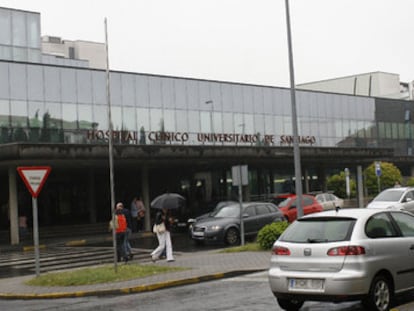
192, 231, 204, 237
288, 278, 324, 291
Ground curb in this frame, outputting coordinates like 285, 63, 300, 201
0, 270, 263, 300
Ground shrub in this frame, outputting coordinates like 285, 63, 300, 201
257, 221, 289, 250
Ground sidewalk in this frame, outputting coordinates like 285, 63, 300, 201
0, 248, 269, 299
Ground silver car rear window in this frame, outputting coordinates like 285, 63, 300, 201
279, 217, 356, 243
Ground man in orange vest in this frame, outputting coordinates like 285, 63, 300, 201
115, 202, 128, 262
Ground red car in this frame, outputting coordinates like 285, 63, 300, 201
277, 194, 323, 222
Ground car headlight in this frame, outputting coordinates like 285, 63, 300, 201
209, 225, 221, 231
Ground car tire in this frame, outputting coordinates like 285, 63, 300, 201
277, 298, 304, 311
224, 227, 240, 246
362, 274, 392, 311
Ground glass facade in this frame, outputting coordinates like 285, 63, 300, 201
0, 8, 41, 63
0, 60, 414, 154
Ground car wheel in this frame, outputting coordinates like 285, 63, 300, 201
362, 274, 392, 311
224, 227, 240, 245
277, 298, 304, 311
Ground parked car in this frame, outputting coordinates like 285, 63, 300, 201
187, 201, 237, 229
315, 192, 344, 210
191, 202, 285, 245
277, 194, 323, 222
270, 193, 295, 206
268, 208, 414, 311
367, 187, 414, 213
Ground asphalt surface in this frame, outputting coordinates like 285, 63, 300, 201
0, 231, 413, 311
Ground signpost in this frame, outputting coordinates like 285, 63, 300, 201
375, 161, 381, 193
232, 165, 248, 245
344, 168, 350, 199
17, 166, 51, 277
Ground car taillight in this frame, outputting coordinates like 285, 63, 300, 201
272, 246, 290, 256
327, 246, 366, 256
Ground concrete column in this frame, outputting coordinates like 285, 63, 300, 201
8, 167, 19, 245
88, 169, 96, 223
141, 167, 150, 231
357, 165, 364, 208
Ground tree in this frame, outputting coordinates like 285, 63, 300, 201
364, 162, 402, 196
327, 172, 356, 198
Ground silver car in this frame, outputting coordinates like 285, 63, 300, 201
268, 208, 414, 311
367, 187, 414, 213
315, 193, 344, 210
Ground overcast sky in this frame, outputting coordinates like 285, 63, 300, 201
2, 0, 414, 87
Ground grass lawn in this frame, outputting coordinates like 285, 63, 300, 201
25, 264, 187, 287
220, 242, 264, 253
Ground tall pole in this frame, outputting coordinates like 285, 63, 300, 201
284, 0, 303, 217
105, 18, 117, 271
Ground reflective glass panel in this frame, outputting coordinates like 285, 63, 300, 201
234, 113, 244, 134
78, 105, 93, 129
110, 73, 122, 106
10, 100, 27, 127
223, 112, 233, 133
0, 99, 10, 127
77, 70, 92, 103
200, 111, 210, 133
93, 104, 108, 131
161, 78, 174, 108
111, 106, 122, 131
137, 108, 149, 131
0, 46, 11, 61
175, 109, 187, 132
44, 67, 60, 102
121, 74, 135, 106
26, 13, 40, 48
28, 101, 44, 128
12, 47, 27, 62
92, 71, 106, 104
9, 63, 27, 100
163, 109, 175, 132
150, 108, 163, 131
0, 9, 11, 44
27, 65, 43, 101
149, 77, 162, 108
45, 102, 62, 128
62, 103, 78, 129
213, 112, 223, 133
61, 68, 76, 103
122, 106, 136, 131
12, 10, 26, 47
0, 63, 10, 98
188, 110, 200, 133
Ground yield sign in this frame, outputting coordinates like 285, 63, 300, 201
17, 166, 51, 198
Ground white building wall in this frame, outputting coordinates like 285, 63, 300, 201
298, 72, 402, 99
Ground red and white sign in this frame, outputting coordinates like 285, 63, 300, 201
17, 166, 51, 198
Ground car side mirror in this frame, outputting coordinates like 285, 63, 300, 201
242, 213, 249, 218
406, 198, 412, 202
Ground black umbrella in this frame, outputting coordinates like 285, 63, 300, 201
151, 193, 186, 210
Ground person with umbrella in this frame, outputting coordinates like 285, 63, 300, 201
150, 193, 185, 262
151, 207, 175, 262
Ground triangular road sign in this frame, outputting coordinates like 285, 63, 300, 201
17, 166, 51, 198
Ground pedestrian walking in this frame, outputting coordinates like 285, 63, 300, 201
111, 203, 129, 263
136, 196, 146, 232
130, 197, 139, 233
151, 207, 175, 262
117, 202, 134, 260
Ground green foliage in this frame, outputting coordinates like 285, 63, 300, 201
364, 162, 402, 195
220, 242, 262, 253
257, 221, 289, 250
326, 172, 356, 198
406, 177, 414, 187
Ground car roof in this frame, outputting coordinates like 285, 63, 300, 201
300, 207, 402, 220
381, 187, 414, 193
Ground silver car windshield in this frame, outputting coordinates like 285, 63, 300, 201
211, 205, 240, 218
373, 190, 404, 202
279, 218, 355, 243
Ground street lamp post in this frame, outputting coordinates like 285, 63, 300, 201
284, 0, 303, 217
205, 100, 215, 144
